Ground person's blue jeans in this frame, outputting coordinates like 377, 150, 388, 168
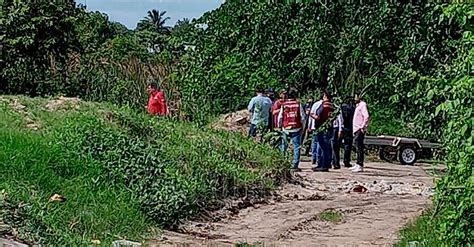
314, 131, 332, 169
280, 130, 302, 169
311, 133, 322, 164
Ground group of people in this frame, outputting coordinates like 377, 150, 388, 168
248, 88, 370, 173
146, 79, 370, 173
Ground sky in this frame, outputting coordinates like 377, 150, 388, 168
77, 0, 223, 29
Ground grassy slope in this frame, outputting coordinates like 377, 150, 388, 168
395, 211, 443, 247
0, 96, 288, 245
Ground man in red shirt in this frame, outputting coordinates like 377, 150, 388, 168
147, 81, 168, 116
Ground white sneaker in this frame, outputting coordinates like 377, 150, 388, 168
351, 165, 364, 173
348, 165, 357, 170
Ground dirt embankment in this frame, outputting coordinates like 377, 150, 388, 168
0, 96, 81, 131
211, 110, 250, 136
150, 161, 435, 246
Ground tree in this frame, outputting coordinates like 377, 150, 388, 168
167, 18, 200, 55
175, 1, 465, 130
137, 9, 171, 34
74, 6, 129, 53
1, 0, 80, 95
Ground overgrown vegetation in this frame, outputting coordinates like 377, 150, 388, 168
0, 0, 472, 245
176, 2, 467, 132
395, 212, 441, 247
1, 0, 182, 111
396, 4, 473, 246
0, 96, 287, 245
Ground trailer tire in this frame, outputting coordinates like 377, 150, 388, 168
379, 146, 397, 162
399, 145, 417, 165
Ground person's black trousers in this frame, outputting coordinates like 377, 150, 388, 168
342, 130, 353, 166
354, 130, 365, 166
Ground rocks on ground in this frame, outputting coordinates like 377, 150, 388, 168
211, 110, 250, 136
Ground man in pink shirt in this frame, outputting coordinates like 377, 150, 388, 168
350, 95, 370, 172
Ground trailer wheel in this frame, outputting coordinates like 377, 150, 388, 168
399, 145, 417, 165
379, 146, 397, 161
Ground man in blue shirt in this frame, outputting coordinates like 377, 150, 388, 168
248, 88, 273, 139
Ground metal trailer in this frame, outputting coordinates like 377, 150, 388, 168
364, 135, 440, 165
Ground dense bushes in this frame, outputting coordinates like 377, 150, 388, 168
430, 5, 473, 244
1, 1, 180, 112
176, 2, 466, 131
0, 96, 287, 245
398, 4, 473, 245
56, 108, 287, 226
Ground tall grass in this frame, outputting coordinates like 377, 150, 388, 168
395, 211, 442, 247
0, 96, 288, 245
0, 106, 150, 245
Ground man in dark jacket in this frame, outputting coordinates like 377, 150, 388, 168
332, 97, 355, 168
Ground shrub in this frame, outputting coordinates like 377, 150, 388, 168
0, 96, 288, 245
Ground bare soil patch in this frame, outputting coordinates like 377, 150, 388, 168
44, 96, 81, 111
211, 110, 250, 136
150, 162, 434, 246
4, 98, 41, 130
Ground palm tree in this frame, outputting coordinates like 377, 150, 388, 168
137, 9, 170, 34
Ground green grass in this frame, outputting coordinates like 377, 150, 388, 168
318, 209, 343, 223
234, 243, 261, 247
0, 95, 288, 245
0, 116, 150, 245
395, 211, 443, 247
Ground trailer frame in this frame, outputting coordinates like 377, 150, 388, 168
363, 135, 440, 165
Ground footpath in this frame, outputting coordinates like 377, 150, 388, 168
152, 161, 435, 246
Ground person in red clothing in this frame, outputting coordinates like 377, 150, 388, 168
147, 81, 168, 116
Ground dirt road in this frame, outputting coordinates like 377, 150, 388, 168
151, 161, 435, 246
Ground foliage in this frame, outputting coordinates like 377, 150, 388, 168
430, 5, 473, 244
175, 2, 465, 132
1, 1, 183, 113
0, 98, 150, 245
1, 1, 472, 245
1, 0, 80, 95
395, 211, 442, 247
136, 9, 171, 34
397, 4, 473, 245
74, 6, 129, 53
167, 18, 200, 56
0, 96, 288, 245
